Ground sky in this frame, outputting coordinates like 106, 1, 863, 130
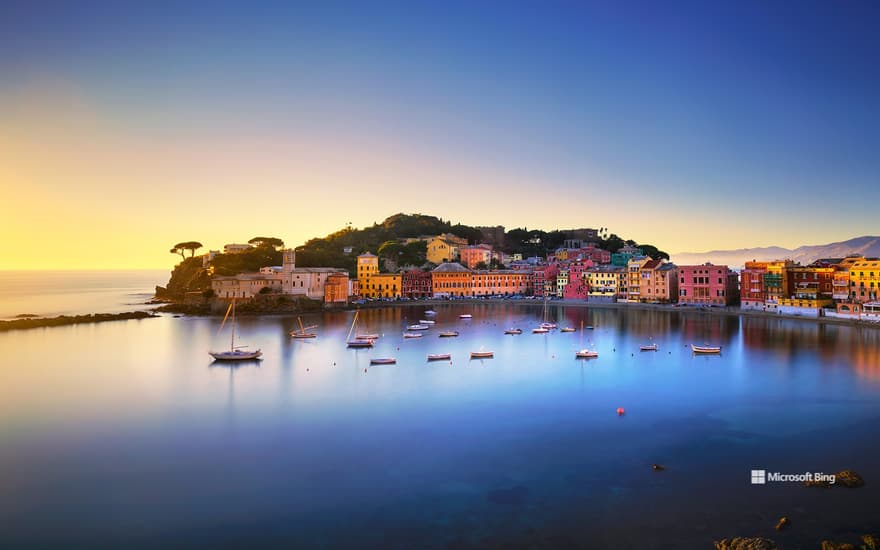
1, 0, 878, 269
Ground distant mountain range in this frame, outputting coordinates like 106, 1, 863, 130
672, 236, 880, 268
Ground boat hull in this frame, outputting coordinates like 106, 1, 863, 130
439, 332, 459, 338
403, 333, 423, 338
575, 350, 598, 359
427, 354, 451, 361
370, 358, 396, 365
290, 333, 317, 339
347, 340, 374, 348
504, 329, 522, 335
470, 352, 494, 358
691, 345, 721, 354
640, 345, 658, 351
210, 350, 262, 361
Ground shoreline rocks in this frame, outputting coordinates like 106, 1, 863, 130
0, 311, 158, 332
715, 537, 776, 550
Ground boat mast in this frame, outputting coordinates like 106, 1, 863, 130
230, 299, 236, 351
347, 311, 359, 342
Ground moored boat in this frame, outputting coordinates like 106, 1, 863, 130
575, 349, 599, 359
439, 331, 459, 337
347, 339, 374, 348
640, 344, 658, 351
459, 314, 473, 319
290, 316, 318, 339
504, 328, 522, 335
407, 324, 430, 331
419, 319, 436, 325
346, 312, 375, 348
470, 350, 494, 358
540, 322, 557, 329
427, 353, 451, 361
210, 299, 262, 361
370, 357, 396, 365
532, 327, 549, 334
356, 333, 380, 340
691, 344, 721, 354
403, 332, 423, 338
560, 327, 576, 332
424, 310, 437, 316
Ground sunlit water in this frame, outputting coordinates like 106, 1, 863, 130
0, 270, 166, 319
2, 303, 880, 548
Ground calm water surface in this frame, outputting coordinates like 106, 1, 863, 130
0, 270, 166, 319
1, 303, 879, 548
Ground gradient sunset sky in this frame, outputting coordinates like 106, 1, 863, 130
1, 1, 878, 269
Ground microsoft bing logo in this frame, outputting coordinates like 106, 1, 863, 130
751, 470, 766, 485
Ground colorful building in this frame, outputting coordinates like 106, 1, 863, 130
677, 264, 739, 306
849, 258, 880, 303
459, 244, 493, 269
626, 257, 651, 302
356, 252, 379, 292
562, 260, 592, 300
586, 265, 623, 302
432, 262, 472, 297
471, 271, 530, 296
323, 272, 350, 303
212, 273, 282, 299
402, 270, 432, 299
426, 234, 468, 264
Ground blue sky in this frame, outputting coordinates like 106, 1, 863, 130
1, 1, 878, 268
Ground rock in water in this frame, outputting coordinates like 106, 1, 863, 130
774, 517, 790, 530
835, 470, 865, 488
715, 538, 776, 550
863, 534, 880, 550
821, 542, 857, 550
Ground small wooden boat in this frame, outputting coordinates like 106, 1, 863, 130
427, 353, 451, 361
424, 310, 437, 316
407, 324, 430, 331
575, 349, 599, 359
419, 319, 436, 325
370, 357, 396, 365
403, 332, 423, 339
640, 344, 658, 351
560, 327, 576, 332
290, 316, 317, 339
532, 327, 549, 334
540, 322, 557, 329
691, 344, 721, 354
347, 339, 374, 348
470, 350, 494, 359
504, 328, 522, 335
439, 331, 459, 337
459, 314, 472, 319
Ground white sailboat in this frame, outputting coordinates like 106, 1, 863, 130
210, 299, 262, 361
575, 320, 598, 359
347, 311, 374, 348
537, 293, 556, 330
290, 316, 317, 339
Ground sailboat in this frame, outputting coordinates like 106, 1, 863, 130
210, 299, 262, 361
289, 316, 317, 339
346, 311, 374, 348
536, 294, 556, 331
575, 320, 598, 359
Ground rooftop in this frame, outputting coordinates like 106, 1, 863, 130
432, 262, 470, 273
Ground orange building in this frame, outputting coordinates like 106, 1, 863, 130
432, 262, 472, 297
323, 272, 350, 303
471, 270, 529, 296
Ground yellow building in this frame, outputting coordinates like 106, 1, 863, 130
587, 266, 623, 301
426, 233, 468, 265
626, 257, 651, 303
850, 258, 880, 303
370, 273, 402, 299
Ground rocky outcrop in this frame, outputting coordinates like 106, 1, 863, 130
835, 470, 865, 488
821, 542, 857, 550
0, 311, 158, 332
714, 537, 776, 550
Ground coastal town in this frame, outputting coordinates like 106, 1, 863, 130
203, 228, 880, 324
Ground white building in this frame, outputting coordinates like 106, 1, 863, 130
280, 249, 348, 300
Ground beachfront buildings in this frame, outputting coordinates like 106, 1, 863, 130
586, 265, 624, 303
212, 249, 347, 300
471, 270, 530, 297
432, 262, 473, 298
849, 258, 880, 303
677, 264, 739, 306
402, 270, 433, 299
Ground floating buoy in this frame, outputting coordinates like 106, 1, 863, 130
364, 368, 367, 373
652, 464, 665, 471
333, 362, 336, 365
617, 407, 625, 416
307, 368, 310, 372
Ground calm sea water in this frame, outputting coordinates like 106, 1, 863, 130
1, 303, 879, 548
0, 270, 167, 319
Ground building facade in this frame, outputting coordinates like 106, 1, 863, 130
402, 270, 433, 299
432, 262, 472, 297
677, 264, 739, 306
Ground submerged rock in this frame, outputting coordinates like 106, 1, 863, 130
774, 517, 790, 531
835, 470, 865, 488
714, 537, 777, 550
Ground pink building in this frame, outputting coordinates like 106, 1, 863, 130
678, 264, 739, 306
563, 259, 593, 299
459, 244, 493, 269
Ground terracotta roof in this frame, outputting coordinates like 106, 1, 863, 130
642, 259, 662, 270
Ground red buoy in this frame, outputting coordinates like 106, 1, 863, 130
617, 407, 625, 416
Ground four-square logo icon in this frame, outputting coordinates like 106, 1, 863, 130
751, 469, 766, 484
